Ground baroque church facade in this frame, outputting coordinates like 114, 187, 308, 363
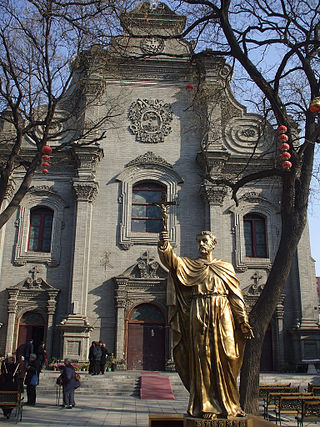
0, 2, 318, 372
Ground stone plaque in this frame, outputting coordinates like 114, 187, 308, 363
67, 340, 81, 356
128, 99, 173, 143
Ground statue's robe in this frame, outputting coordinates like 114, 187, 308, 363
158, 242, 249, 418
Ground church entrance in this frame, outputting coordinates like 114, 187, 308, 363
127, 303, 166, 371
16, 311, 45, 358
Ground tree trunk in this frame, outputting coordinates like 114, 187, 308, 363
240, 208, 308, 414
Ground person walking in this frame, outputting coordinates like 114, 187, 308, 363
24, 353, 40, 406
61, 358, 80, 409
23, 338, 33, 367
98, 341, 107, 375
92, 343, 102, 375
0, 354, 21, 419
88, 341, 96, 374
36, 342, 47, 373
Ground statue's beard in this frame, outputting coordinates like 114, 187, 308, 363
199, 245, 212, 255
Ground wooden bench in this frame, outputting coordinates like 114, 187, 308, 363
0, 390, 23, 422
296, 400, 320, 427
307, 383, 320, 393
262, 387, 299, 419
259, 384, 292, 399
274, 394, 315, 425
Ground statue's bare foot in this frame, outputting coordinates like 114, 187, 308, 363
202, 413, 217, 419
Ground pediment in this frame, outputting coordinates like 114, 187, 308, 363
8, 267, 59, 293
116, 251, 168, 280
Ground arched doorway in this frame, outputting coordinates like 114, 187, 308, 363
127, 303, 166, 371
16, 311, 45, 358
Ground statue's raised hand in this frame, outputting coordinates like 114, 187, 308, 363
158, 231, 169, 248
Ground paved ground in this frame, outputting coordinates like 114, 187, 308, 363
0, 373, 320, 426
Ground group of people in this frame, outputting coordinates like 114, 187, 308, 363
88, 341, 109, 375
0, 339, 48, 418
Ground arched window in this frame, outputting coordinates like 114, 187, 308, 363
131, 181, 166, 233
244, 213, 267, 258
129, 303, 164, 323
28, 206, 53, 252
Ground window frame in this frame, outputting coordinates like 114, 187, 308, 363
131, 181, 166, 234
229, 193, 279, 272
116, 155, 183, 249
28, 206, 54, 253
14, 186, 67, 266
244, 213, 267, 258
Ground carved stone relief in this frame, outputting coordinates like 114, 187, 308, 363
128, 99, 173, 143
140, 37, 164, 54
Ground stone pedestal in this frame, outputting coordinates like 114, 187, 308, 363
58, 314, 93, 362
184, 416, 249, 427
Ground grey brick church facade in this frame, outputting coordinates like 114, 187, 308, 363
0, 2, 318, 371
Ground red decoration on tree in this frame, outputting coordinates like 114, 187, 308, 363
42, 155, 50, 161
310, 104, 320, 113
41, 145, 52, 154
42, 168, 49, 174
309, 97, 320, 113
42, 162, 50, 168
280, 143, 290, 151
281, 152, 291, 159
278, 134, 289, 141
185, 84, 194, 91
277, 125, 287, 133
282, 161, 292, 169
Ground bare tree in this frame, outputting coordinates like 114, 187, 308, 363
0, 0, 135, 228
164, 0, 320, 414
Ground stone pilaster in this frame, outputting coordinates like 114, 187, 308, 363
200, 183, 227, 259
273, 294, 285, 370
114, 280, 127, 361
46, 290, 59, 361
59, 146, 102, 361
5, 289, 18, 354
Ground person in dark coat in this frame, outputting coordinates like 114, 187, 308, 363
98, 341, 108, 375
24, 353, 40, 405
88, 341, 96, 374
23, 339, 34, 367
61, 358, 79, 408
36, 342, 47, 373
0, 354, 21, 419
92, 343, 102, 375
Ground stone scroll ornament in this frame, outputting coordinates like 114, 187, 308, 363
128, 99, 173, 143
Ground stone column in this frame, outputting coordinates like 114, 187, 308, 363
273, 295, 285, 370
114, 280, 127, 361
46, 290, 59, 361
200, 183, 227, 259
70, 180, 98, 316
59, 146, 103, 362
58, 180, 98, 361
5, 289, 18, 354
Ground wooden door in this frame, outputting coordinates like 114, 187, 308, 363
127, 323, 144, 370
143, 324, 165, 371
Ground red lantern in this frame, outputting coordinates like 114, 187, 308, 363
42, 155, 50, 161
42, 168, 49, 174
280, 143, 290, 151
281, 152, 291, 159
277, 125, 287, 133
310, 104, 320, 113
278, 134, 289, 141
282, 161, 292, 169
41, 145, 52, 154
42, 162, 50, 167
185, 84, 194, 91
310, 97, 320, 113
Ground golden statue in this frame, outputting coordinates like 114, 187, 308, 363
158, 230, 253, 420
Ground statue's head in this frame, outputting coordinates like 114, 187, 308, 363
196, 231, 217, 255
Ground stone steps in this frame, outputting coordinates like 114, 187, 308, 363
37, 371, 188, 398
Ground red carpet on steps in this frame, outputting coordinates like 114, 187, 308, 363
140, 375, 175, 400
